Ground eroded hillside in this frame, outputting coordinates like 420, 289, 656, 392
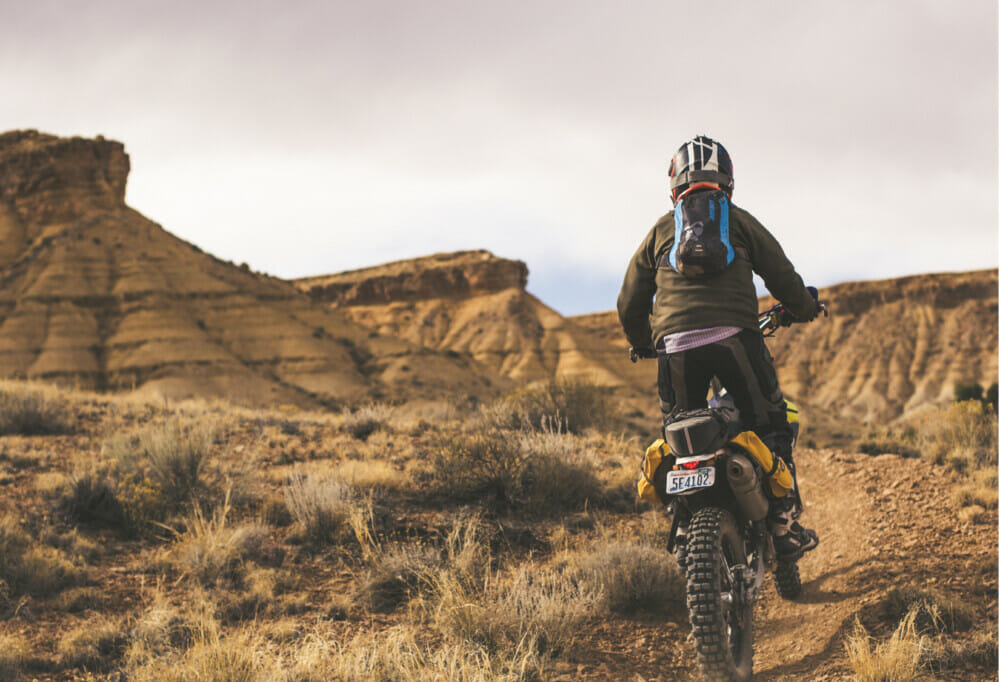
0, 131, 498, 407
296, 250, 652, 389
572, 270, 999, 424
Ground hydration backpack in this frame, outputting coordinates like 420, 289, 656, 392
660, 189, 735, 278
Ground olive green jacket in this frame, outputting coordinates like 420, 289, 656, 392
617, 203, 818, 350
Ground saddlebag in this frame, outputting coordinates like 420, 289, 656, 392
638, 438, 673, 504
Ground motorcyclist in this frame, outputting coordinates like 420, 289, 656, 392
617, 135, 819, 559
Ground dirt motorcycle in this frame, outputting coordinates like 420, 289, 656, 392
631, 298, 826, 682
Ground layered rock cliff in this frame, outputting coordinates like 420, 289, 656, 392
0, 131, 497, 406
572, 270, 999, 423
296, 252, 651, 388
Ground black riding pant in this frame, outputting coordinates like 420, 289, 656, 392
657, 328, 794, 463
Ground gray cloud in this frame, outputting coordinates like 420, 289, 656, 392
2, 0, 996, 314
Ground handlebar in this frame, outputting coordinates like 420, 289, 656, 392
758, 300, 828, 337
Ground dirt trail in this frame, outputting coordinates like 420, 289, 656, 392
569, 447, 998, 681
755, 447, 997, 680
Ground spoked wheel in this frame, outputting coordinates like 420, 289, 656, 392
774, 560, 802, 600
686, 507, 753, 682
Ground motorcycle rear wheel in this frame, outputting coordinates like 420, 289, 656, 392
686, 507, 753, 682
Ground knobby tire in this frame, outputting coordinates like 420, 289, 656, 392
774, 560, 802, 600
685, 507, 753, 682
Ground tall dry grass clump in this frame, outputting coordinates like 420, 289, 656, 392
278, 625, 542, 681
340, 403, 392, 441
0, 381, 73, 435
845, 608, 925, 682
428, 427, 604, 515
164, 497, 266, 587
0, 515, 88, 599
573, 539, 684, 615
501, 377, 611, 434
284, 470, 369, 544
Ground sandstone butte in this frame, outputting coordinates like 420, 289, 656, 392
0, 130, 498, 407
295, 250, 651, 390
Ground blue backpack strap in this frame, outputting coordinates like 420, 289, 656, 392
667, 199, 685, 270
719, 193, 734, 265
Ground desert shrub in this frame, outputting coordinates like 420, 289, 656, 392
922, 401, 997, 473
518, 430, 605, 512
357, 513, 488, 613
855, 435, 921, 459
954, 381, 984, 403
106, 416, 216, 506
58, 616, 129, 671
0, 516, 88, 598
501, 377, 611, 434
164, 500, 265, 587
357, 542, 443, 613
279, 625, 543, 682
0, 631, 30, 679
574, 540, 684, 615
428, 428, 604, 516
431, 564, 596, 660
921, 626, 998, 670
0, 383, 73, 435
951, 467, 998, 509
845, 608, 925, 682
341, 404, 392, 441
884, 586, 974, 635
54, 586, 106, 613
60, 471, 127, 529
284, 471, 368, 544
127, 629, 268, 682
428, 429, 528, 511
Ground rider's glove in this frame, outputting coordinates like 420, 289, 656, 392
629, 346, 658, 362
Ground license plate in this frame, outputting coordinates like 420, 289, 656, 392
666, 467, 716, 495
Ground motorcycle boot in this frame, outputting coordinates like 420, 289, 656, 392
769, 496, 818, 560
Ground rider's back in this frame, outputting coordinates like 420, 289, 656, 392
617, 202, 817, 347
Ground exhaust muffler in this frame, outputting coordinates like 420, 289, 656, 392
725, 452, 769, 521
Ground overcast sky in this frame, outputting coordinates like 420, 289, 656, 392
3, 0, 997, 314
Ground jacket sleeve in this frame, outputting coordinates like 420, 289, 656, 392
617, 226, 658, 349
740, 211, 819, 321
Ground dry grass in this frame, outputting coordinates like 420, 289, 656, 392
163, 499, 266, 587
0, 631, 30, 679
500, 377, 611, 434
922, 626, 999, 671
428, 427, 605, 516
884, 586, 974, 635
0, 381, 73, 435
845, 608, 925, 682
341, 403, 393, 441
0, 516, 89, 598
284, 470, 368, 544
277, 625, 544, 681
573, 539, 684, 615
57, 616, 129, 671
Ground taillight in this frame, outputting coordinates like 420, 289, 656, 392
680, 461, 701, 470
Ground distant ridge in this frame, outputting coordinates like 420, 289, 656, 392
572, 269, 999, 422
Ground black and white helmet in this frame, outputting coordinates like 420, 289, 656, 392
668, 135, 734, 203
